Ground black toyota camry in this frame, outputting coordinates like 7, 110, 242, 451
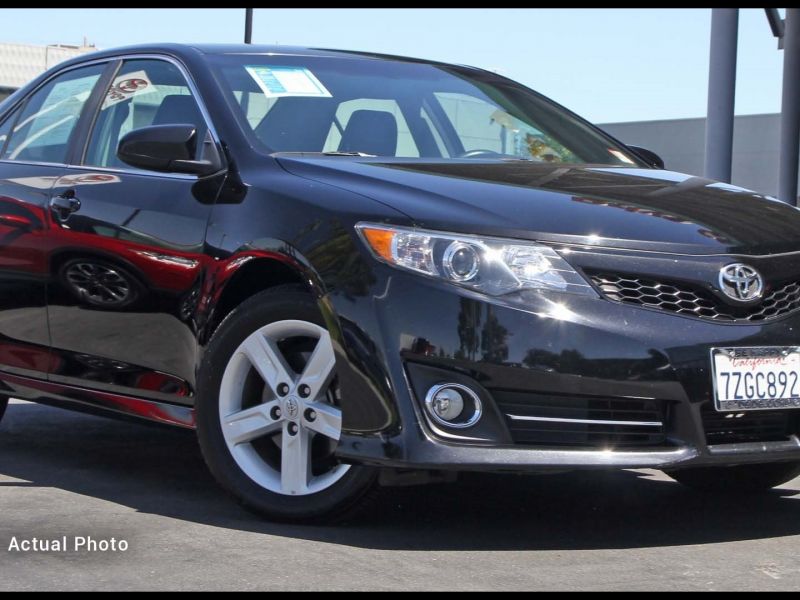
1, 43, 800, 522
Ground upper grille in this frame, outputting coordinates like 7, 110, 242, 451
589, 271, 800, 322
701, 404, 797, 445
493, 390, 669, 448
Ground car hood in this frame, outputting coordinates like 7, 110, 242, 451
276, 156, 800, 255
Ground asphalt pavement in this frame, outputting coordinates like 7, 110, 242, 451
2, 399, 800, 591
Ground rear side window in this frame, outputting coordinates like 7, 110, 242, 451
84, 59, 207, 169
0, 106, 17, 152
1, 64, 105, 164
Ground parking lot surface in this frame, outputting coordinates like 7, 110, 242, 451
2, 399, 800, 591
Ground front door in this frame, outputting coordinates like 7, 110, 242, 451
46, 58, 223, 404
0, 62, 107, 380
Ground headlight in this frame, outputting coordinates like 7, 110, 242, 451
356, 223, 596, 297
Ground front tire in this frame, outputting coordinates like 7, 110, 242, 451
196, 286, 377, 523
666, 461, 800, 493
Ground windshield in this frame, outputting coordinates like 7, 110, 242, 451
210, 53, 642, 165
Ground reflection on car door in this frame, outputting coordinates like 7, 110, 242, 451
46, 58, 223, 404
0, 63, 106, 379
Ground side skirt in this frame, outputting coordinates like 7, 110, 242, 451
0, 371, 196, 429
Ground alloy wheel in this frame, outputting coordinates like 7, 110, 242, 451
218, 319, 349, 496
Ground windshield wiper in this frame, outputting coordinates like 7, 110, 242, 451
321, 151, 376, 157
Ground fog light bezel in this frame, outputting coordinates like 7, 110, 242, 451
424, 383, 483, 429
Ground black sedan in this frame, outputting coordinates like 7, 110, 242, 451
1, 43, 799, 522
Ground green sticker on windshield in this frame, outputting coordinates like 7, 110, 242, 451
245, 65, 332, 99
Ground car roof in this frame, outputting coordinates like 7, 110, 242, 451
53, 42, 478, 72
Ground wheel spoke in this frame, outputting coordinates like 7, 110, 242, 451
103, 287, 125, 301
298, 330, 336, 400
280, 424, 312, 495
222, 400, 281, 445
241, 331, 295, 393
303, 401, 342, 441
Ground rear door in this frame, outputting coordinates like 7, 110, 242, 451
45, 57, 223, 404
0, 62, 107, 380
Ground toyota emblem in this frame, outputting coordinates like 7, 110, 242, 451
718, 263, 764, 302
284, 396, 299, 419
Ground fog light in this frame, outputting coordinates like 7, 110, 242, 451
430, 387, 464, 420
424, 383, 482, 428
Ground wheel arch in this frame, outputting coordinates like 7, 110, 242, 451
203, 243, 337, 345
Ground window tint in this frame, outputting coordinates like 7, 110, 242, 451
233, 90, 278, 129
433, 92, 579, 162
211, 55, 641, 165
322, 99, 419, 157
85, 59, 207, 168
2, 64, 104, 164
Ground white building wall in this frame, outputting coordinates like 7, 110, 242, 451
0, 42, 96, 90
599, 114, 791, 199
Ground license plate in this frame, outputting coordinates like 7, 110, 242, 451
711, 347, 800, 411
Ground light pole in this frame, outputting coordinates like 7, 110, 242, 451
779, 9, 800, 205
704, 8, 739, 184
245, 8, 253, 44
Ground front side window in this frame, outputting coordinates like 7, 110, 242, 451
84, 59, 207, 168
1, 64, 105, 164
211, 54, 640, 166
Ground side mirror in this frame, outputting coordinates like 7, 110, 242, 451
627, 145, 665, 169
117, 124, 223, 176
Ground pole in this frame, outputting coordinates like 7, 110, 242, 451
244, 8, 253, 44
704, 8, 739, 183
779, 9, 800, 205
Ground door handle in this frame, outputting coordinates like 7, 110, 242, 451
0, 214, 33, 228
50, 192, 81, 219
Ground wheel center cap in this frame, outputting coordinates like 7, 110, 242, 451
283, 396, 300, 419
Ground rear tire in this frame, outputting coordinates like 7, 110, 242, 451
196, 286, 377, 523
666, 461, 800, 493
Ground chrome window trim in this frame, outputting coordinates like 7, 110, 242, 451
59, 163, 197, 182
0, 159, 69, 168
0, 52, 224, 179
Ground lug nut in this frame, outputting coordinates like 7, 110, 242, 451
270, 406, 281, 420
277, 383, 290, 396
304, 408, 317, 422
287, 422, 298, 436
298, 384, 311, 398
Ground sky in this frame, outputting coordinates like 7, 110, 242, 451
0, 8, 787, 124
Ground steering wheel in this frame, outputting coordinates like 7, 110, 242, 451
458, 148, 503, 159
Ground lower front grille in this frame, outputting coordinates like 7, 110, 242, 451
493, 390, 669, 448
701, 404, 797, 445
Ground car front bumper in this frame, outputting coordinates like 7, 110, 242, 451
330, 266, 800, 472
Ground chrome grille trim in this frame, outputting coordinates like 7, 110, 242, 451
506, 414, 663, 427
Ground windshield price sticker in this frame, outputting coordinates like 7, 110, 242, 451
245, 65, 332, 99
